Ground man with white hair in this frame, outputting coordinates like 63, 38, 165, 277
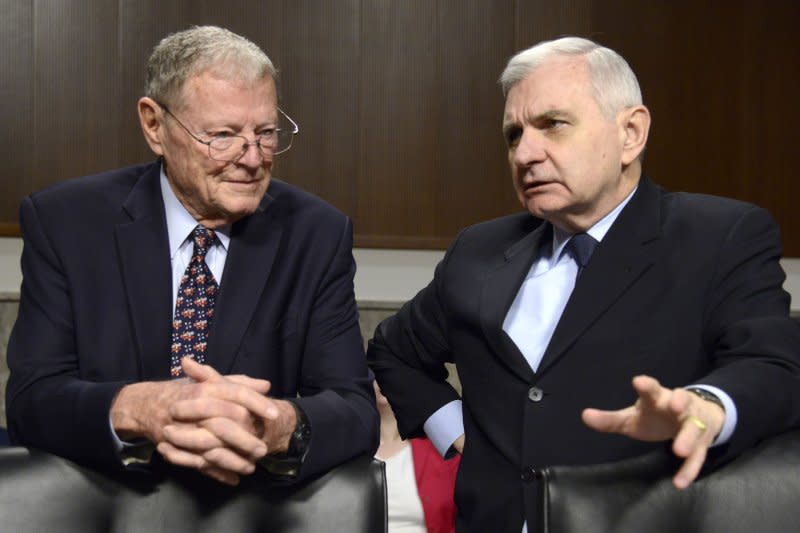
369, 37, 800, 531
7, 26, 378, 486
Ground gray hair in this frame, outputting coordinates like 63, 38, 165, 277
499, 37, 642, 118
144, 26, 277, 108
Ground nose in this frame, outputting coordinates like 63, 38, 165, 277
512, 128, 547, 168
236, 141, 267, 169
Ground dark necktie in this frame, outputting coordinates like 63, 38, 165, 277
170, 226, 220, 377
567, 233, 598, 279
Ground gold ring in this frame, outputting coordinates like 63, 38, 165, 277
686, 415, 707, 432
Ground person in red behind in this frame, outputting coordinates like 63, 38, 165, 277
375, 382, 460, 533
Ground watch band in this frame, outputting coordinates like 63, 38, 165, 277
686, 387, 725, 412
257, 401, 311, 478
287, 402, 312, 456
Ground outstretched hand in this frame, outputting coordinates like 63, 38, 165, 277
582, 375, 725, 489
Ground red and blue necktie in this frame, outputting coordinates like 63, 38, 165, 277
170, 226, 219, 377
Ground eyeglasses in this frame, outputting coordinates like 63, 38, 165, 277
157, 102, 299, 162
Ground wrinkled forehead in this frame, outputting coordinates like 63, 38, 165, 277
173, 72, 280, 128
503, 56, 596, 121
173, 67, 277, 110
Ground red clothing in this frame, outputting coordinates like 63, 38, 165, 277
410, 438, 461, 533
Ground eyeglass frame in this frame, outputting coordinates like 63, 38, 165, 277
155, 101, 299, 162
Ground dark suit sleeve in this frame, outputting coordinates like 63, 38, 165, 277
6, 196, 128, 469
290, 217, 379, 481
367, 235, 463, 440
697, 205, 800, 458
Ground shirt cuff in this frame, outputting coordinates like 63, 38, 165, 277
109, 415, 155, 466
686, 384, 737, 446
423, 400, 464, 458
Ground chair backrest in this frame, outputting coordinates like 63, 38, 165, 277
539, 429, 800, 533
0, 447, 387, 533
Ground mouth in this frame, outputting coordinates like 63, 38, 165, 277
523, 179, 559, 193
223, 175, 265, 185
222, 178, 265, 192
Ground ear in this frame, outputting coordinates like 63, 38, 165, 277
137, 97, 165, 156
618, 105, 651, 165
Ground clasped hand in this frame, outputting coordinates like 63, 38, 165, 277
111, 357, 297, 485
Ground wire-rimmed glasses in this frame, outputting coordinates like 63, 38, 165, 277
157, 102, 299, 162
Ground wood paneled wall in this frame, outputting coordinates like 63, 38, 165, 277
2, 0, 799, 254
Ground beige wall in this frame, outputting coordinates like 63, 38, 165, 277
0, 300, 17, 427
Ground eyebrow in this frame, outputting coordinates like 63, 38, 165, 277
532, 108, 575, 122
503, 108, 576, 129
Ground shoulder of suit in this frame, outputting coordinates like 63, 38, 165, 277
459, 211, 542, 241
29, 161, 156, 206
265, 177, 348, 220
661, 189, 765, 220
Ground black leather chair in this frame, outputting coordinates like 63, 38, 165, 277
0, 448, 386, 533
537, 429, 800, 533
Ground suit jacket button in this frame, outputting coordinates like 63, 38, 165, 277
528, 386, 544, 402
521, 466, 540, 482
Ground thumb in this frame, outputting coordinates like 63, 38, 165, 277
181, 357, 219, 382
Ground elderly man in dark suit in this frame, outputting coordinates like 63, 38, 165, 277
368, 36, 800, 532
6, 26, 378, 486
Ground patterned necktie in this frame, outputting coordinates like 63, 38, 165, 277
567, 233, 598, 279
170, 226, 220, 377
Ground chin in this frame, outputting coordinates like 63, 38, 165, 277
215, 201, 260, 223
524, 193, 570, 218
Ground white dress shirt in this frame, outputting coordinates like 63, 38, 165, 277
160, 169, 231, 307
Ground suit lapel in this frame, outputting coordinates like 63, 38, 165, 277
115, 163, 173, 380
479, 221, 550, 382
205, 192, 282, 374
537, 177, 664, 374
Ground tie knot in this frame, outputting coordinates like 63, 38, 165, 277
191, 226, 217, 259
567, 233, 598, 269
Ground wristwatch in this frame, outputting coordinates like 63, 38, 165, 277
286, 402, 312, 456
258, 401, 311, 478
686, 387, 725, 412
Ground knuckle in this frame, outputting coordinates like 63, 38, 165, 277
233, 387, 251, 405
203, 418, 230, 438
220, 402, 246, 422
204, 447, 227, 463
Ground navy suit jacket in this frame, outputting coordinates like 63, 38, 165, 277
369, 176, 800, 532
6, 160, 378, 481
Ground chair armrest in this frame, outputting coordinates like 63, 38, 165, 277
539, 429, 800, 533
0, 447, 387, 533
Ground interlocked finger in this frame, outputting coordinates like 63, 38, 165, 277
202, 446, 258, 475
199, 417, 267, 459
162, 422, 224, 451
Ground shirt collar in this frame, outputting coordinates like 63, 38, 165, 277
549, 185, 638, 265
159, 164, 231, 259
